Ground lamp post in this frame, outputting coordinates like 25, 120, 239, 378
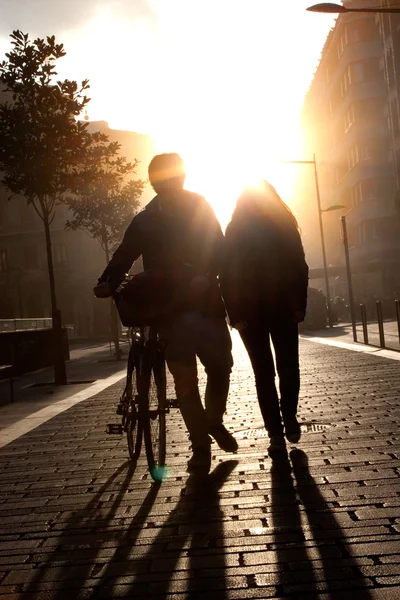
279, 155, 344, 327
307, 3, 400, 13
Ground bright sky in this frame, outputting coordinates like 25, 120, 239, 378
0, 0, 335, 226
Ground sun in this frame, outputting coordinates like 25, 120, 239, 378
184, 157, 263, 229
151, 107, 303, 230
166, 143, 299, 230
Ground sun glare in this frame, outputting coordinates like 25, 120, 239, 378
51, 0, 334, 229
152, 132, 301, 229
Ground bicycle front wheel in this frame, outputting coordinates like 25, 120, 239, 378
141, 351, 167, 478
125, 353, 142, 462
127, 402, 142, 461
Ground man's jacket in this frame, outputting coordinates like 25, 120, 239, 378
99, 190, 226, 318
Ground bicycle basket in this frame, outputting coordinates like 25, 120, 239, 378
113, 270, 184, 327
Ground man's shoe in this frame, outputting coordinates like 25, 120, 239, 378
284, 417, 301, 444
209, 425, 238, 453
187, 446, 211, 473
268, 435, 286, 455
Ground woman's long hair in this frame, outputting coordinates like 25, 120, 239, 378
230, 180, 300, 233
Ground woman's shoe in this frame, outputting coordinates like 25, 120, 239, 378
284, 417, 301, 443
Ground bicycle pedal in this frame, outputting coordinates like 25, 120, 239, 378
167, 398, 179, 409
106, 423, 123, 435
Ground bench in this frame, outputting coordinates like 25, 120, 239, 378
0, 365, 14, 402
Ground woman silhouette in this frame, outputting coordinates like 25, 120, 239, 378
221, 181, 309, 452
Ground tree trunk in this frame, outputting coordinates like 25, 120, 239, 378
104, 239, 122, 361
43, 213, 67, 384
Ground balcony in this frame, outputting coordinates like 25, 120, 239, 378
331, 123, 390, 163
331, 81, 387, 123
334, 162, 392, 196
349, 236, 400, 265
345, 199, 395, 228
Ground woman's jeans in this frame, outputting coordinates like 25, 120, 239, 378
240, 319, 300, 437
160, 311, 233, 449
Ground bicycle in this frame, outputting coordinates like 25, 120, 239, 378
106, 326, 174, 481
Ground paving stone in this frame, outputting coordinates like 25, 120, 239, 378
375, 575, 400, 585
344, 540, 400, 556
1, 337, 400, 599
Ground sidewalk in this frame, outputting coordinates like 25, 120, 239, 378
0, 341, 129, 435
304, 321, 400, 353
0, 332, 400, 599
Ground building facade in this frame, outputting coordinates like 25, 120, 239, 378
300, 0, 400, 306
376, 2, 400, 191
0, 123, 155, 337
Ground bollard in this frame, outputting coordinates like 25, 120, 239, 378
376, 301, 385, 348
360, 304, 368, 345
396, 300, 400, 346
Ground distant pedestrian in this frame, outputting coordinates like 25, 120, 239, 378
221, 180, 309, 453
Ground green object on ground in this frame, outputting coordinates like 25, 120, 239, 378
150, 464, 169, 482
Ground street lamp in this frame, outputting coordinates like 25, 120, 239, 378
321, 204, 346, 212
307, 3, 400, 13
279, 156, 345, 327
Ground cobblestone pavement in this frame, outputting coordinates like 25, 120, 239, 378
0, 333, 400, 599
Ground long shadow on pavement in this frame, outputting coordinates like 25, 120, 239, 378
290, 448, 373, 598
88, 460, 238, 599
270, 450, 318, 594
20, 460, 158, 599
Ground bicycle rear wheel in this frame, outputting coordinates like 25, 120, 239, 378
141, 348, 167, 478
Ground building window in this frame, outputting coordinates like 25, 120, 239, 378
365, 220, 380, 240
387, 50, 395, 88
337, 29, 348, 58
356, 223, 365, 244
390, 100, 400, 135
344, 104, 355, 132
348, 144, 360, 170
356, 220, 380, 244
341, 69, 350, 97
351, 28, 361, 43
336, 163, 348, 183
0, 249, 8, 272
353, 63, 364, 83
359, 144, 371, 160
54, 244, 68, 267
365, 59, 381, 82
24, 246, 38, 270
351, 182, 363, 207
363, 180, 378, 200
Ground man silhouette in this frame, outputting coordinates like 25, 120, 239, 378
95, 153, 237, 472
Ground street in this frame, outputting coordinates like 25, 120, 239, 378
0, 334, 400, 599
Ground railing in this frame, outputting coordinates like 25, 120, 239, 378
0, 318, 52, 332
0, 319, 76, 337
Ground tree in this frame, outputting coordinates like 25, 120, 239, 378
0, 30, 104, 383
65, 137, 145, 358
